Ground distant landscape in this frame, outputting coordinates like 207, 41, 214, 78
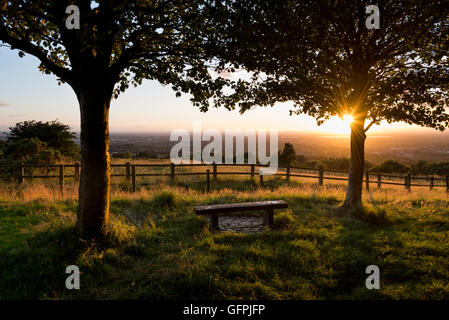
99, 131, 449, 164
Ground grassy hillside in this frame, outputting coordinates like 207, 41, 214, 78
1, 178, 449, 299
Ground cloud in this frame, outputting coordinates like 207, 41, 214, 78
0, 101, 11, 107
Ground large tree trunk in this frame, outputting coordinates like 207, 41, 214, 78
342, 116, 367, 209
74, 82, 113, 236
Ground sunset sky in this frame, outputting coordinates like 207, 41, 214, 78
0, 47, 446, 135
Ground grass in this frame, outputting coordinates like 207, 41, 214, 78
1, 176, 449, 299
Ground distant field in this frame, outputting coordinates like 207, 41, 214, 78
1, 175, 449, 299
106, 131, 449, 163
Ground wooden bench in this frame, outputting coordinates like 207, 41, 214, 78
194, 200, 289, 231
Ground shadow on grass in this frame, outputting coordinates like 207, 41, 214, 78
0, 225, 85, 299
331, 203, 449, 299
0, 214, 139, 299
2, 190, 449, 299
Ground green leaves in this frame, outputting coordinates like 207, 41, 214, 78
6, 120, 80, 160
0, 0, 233, 109
222, 0, 449, 131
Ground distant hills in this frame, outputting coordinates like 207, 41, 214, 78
105, 131, 449, 164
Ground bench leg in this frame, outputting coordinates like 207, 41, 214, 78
263, 209, 274, 227
209, 214, 219, 231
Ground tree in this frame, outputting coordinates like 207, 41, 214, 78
136, 151, 157, 159
220, 0, 449, 209
371, 160, 410, 174
0, 1, 230, 235
0, 139, 5, 158
410, 160, 429, 175
296, 154, 306, 165
4, 137, 48, 161
6, 120, 79, 160
279, 143, 297, 166
112, 151, 132, 159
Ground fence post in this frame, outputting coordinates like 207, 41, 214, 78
377, 173, 381, 189
74, 162, 80, 182
405, 173, 411, 191
206, 169, 210, 193
286, 165, 290, 182
365, 171, 370, 191
212, 162, 217, 181
251, 164, 255, 179
59, 164, 64, 198
126, 162, 131, 181
259, 173, 264, 186
170, 163, 175, 182
131, 165, 136, 193
446, 176, 449, 194
430, 176, 434, 190
318, 168, 323, 186
18, 162, 24, 186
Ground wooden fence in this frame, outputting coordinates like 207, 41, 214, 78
2, 162, 449, 197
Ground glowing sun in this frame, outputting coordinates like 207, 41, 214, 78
342, 114, 354, 126
319, 114, 354, 134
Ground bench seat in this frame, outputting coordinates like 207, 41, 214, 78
194, 200, 288, 231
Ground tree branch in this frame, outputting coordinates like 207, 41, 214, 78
0, 29, 73, 83
364, 118, 377, 132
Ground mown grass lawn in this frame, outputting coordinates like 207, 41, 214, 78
1, 178, 449, 299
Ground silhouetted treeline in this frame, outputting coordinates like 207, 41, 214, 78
278, 143, 449, 176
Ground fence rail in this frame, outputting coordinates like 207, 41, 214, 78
2, 162, 449, 197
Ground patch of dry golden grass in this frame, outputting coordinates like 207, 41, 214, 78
1, 175, 447, 208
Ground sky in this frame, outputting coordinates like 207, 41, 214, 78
0, 47, 446, 136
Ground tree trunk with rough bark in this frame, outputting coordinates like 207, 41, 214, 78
342, 116, 366, 209
73, 80, 113, 236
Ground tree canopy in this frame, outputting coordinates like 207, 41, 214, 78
279, 143, 297, 166
371, 160, 410, 174
217, 0, 449, 208
0, 139, 5, 158
6, 120, 79, 160
0, 0, 230, 107
222, 0, 449, 129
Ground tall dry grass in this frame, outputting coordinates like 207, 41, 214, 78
1, 175, 447, 206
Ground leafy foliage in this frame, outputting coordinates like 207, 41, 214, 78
279, 143, 297, 166
6, 120, 79, 160
410, 160, 449, 176
0, 139, 5, 158
371, 160, 410, 174
0, 0, 231, 108
220, 0, 449, 130
3, 137, 49, 161
135, 151, 157, 159
112, 151, 132, 159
